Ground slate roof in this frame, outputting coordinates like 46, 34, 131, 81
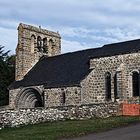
9, 39, 140, 89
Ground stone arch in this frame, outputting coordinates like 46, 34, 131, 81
131, 69, 139, 74
49, 39, 53, 47
30, 34, 36, 54
48, 39, 55, 55
15, 88, 43, 108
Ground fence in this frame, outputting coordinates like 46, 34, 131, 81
122, 102, 140, 116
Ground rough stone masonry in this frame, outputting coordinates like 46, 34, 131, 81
1, 23, 140, 128
0, 103, 119, 128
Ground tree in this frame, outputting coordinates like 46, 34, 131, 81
0, 45, 15, 106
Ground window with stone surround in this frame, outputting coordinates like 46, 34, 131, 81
31, 35, 35, 54
114, 73, 118, 99
43, 38, 48, 53
37, 36, 42, 52
132, 71, 139, 97
105, 72, 111, 100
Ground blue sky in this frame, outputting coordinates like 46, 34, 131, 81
1, 0, 140, 54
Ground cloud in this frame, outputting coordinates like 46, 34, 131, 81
61, 39, 93, 53
1, 0, 140, 54
1, 0, 140, 27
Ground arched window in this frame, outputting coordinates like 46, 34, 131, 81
31, 35, 35, 54
37, 36, 42, 52
114, 73, 118, 99
62, 92, 66, 104
43, 38, 48, 53
132, 71, 139, 97
105, 72, 111, 100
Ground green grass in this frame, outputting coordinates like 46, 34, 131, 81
0, 116, 140, 140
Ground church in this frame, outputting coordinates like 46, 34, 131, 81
8, 23, 140, 109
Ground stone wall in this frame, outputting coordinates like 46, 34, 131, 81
9, 86, 82, 109
10, 52, 140, 109
44, 86, 81, 107
81, 52, 140, 104
0, 105, 10, 111
16, 23, 61, 81
9, 86, 44, 109
0, 102, 119, 128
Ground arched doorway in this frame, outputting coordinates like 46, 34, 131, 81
16, 88, 43, 108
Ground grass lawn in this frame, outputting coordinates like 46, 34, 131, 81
0, 116, 140, 140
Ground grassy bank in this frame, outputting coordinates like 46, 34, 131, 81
0, 116, 140, 140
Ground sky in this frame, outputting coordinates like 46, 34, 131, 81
1, 0, 140, 54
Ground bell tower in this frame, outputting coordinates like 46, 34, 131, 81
15, 23, 61, 81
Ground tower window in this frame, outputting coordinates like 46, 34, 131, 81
43, 38, 48, 53
31, 35, 35, 54
49, 39, 53, 48
37, 36, 42, 52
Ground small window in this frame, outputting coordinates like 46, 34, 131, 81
114, 73, 118, 99
132, 71, 139, 97
105, 72, 111, 100
62, 92, 66, 104
37, 36, 42, 51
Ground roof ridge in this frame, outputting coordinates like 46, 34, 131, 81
103, 38, 140, 47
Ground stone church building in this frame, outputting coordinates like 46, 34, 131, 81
8, 23, 140, 109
